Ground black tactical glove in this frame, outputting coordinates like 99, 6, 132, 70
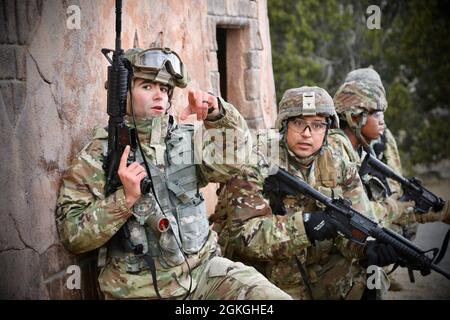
303, 211, 338, 242
362, 240, 399, 267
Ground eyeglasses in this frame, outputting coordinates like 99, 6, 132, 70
288, 118, 329, 133
134, 48, 183, 79
368, 110, 384, 120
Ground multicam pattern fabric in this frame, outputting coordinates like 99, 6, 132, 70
344, 68, 386, 94
212, 131, 375, 300
373, 128, 403, 194
56, 99, 291, 300
275, 86, 339, 130
189, 256, 291, 300
371, 127, 450, 235
334, 80, 387, 115
332, 69, 412, 229
370, 127, 419, 236
328, 129, 419, 231
328, 129, 399, 225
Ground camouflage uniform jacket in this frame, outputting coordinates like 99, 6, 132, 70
328, 128, 416, 229
372, 127, 403, 195
213, 134, 375, 299
56, 98, 253, 299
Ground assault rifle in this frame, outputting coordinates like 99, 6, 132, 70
101, 0, 151, 197
360, 153, 444, 214
263, 165, 450, 280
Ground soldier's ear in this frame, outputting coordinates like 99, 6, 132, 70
352, 114, 361, 122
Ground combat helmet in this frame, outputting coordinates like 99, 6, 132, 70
333, 72, 387, 149
344, 67, 385, 94
124, 47, 190, 89
275, 86, 339, 131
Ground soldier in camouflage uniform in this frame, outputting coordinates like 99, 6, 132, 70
211, 86, 396, 300
371, 128, 403, 194
345, 69, 403, 196
357, 67, 418, 239
370, 126, 412, 291
371, 126, 421, 240
332, 68, 450, 292
56, 47, 291, 300
330, 68, 450, 230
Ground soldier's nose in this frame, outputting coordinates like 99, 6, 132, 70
301, 126, 312, 136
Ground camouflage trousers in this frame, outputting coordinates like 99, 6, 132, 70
188, 256, 292, 300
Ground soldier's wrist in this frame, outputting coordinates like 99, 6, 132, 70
293, 211, 311, 246
205, 97, 224, 121
125, 196, 137, 209
113, 189, 133, 217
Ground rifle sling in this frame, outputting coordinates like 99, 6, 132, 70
434, 228, 450, 265
295, 255, 314, 300
122, 223, 165, 299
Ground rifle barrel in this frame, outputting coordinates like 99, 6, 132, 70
115, 0, 122, 51
274, 166, 330, 204
365, 154, 409, 185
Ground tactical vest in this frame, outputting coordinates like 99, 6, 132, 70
107, 123, 209, 272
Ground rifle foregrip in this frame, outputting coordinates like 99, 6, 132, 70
106, 59, 129, 118
371, 227, 429, 270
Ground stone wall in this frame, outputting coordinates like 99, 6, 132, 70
0, 0, 276, 299
206, 0, 277, 129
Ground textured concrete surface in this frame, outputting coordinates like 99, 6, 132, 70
0, 0, 276, 299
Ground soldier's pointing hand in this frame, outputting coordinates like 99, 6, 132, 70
179, 89, 219, 121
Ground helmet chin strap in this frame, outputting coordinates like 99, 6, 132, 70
153, 69, 172, 86
345, 111, 371, 151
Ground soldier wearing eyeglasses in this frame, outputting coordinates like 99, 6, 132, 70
55, 47, 292, 300
331, 68, 449, 233
211, 86, 387, 300
330, 68, 450, 295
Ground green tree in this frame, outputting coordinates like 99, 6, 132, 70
268, 0, 356, 99
268, 0, 450, 171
